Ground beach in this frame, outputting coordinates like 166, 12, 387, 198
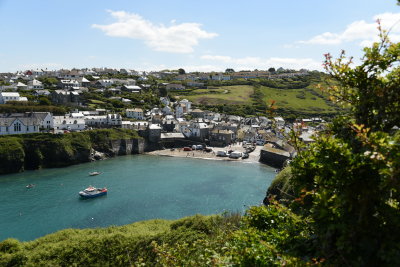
146, 143, 263, 163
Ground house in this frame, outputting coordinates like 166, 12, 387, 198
16, 82, 28, 90
274, 117, 285, 128
0, 92, 26, 104
59, 80, 80, 89
51, 90, 81, 105
190, 109, 205, 118
211, 74, 231, 81
179, 99, 192, 112
148, 124, 162, 142
160, 97, 170, 106
53, 114, 86, 131
84, 115, 108, 128
33, 90, 50, 96
27, 79, 44, 90
77, 77, 91, 87
0, 117, 41, 135
161, 105, 173, 115
106, 114, 122, 126
126, 108, 144, 120
209, 129, 235, 147
96, 79, 113, 88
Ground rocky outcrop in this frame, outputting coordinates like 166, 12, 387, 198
0, 129, 145, 175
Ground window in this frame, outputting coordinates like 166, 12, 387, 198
14, 122, 21, 132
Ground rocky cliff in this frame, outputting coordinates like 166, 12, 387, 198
0, 129, 144, 175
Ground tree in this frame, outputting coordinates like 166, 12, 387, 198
268, 67, 276, 73
225, 68, 235, 73
178, 68, 186, 75
288, 25, 400, 265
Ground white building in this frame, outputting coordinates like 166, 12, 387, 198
0, 117, 40, 135
53, 115, 86, 131
28, 79, 44, 90
126, 108, 144, 120
0, 92, 23, 104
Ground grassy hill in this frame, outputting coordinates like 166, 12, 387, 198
174, 74, 341, 117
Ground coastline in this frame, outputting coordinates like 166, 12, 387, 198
146, 144, 263, 164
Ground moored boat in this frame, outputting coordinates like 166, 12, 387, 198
79, 186, 107, 198
89, 171, 101, 176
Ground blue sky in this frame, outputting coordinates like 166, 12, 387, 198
0, 0, 399, 72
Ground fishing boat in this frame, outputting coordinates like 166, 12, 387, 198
79, 186, 107, 198
89, 171, 101, 176
26, 184, 35, 189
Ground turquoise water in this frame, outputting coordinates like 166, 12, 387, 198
0, 155, 275, 241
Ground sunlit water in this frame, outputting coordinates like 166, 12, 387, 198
0, 155, 275, 241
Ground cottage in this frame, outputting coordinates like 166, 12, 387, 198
28, 79, 44, 90
0, 117, 41, 135
148, 124, 162, 142
209, 129, 235, 147
0, 92, 22, 104
53, 114, 86, 131
126, 108, 144, 120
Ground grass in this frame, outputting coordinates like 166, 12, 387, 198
180, 85, 254, 105
260, 85, 337, 113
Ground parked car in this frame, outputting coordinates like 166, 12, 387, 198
216, 151, 228, 157
242, 152, 249, 159
183, 147, 192, 151
196, 145, 203, 150
229, 151, 242, 159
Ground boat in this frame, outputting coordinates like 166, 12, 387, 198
89, 171, 101, 176
26, 184, 35, 189
79, 186, 107, 198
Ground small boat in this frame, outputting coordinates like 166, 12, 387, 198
79, 186, 107, 198
89, 171, 101, 176
26, 184, 35, 189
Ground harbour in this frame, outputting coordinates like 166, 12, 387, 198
0, 154, 275, 241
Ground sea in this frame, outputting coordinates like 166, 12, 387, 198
0, 155, 275, 241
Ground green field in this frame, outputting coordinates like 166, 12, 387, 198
176, 83, 338, 115
181, 85, 254, 105
259, 85, 337, 114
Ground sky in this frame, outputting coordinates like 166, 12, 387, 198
0, 0, 399, 73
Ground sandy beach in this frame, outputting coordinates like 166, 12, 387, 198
146, 143, 263, 163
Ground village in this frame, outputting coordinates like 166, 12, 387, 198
0, 68, 325, 167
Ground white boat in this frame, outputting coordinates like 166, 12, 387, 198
89, 171, 101, 176
79, 186, 107, 198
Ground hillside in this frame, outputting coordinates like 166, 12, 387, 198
174, 73, 341, 117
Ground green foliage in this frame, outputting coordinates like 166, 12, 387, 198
0, 138, 25, 173
0, 104, 67, 115
0, 214, 242, 266
284, 28, 400, 265
229, 204, 312, 265
0, 129, 141, 174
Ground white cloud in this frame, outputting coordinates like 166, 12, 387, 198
201, 55, 322, 71
298, 12, 400, 46
92, 10, 218, 53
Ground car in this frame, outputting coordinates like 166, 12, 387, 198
196, 145, 203, 150
183, 147, 192, 151
216, 151, 228, 157
242, 152, 249, 159
229, 151, 242, 159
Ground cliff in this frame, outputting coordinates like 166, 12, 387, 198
0, 129, 144, 175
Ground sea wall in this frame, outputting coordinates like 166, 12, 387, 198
259, 147, 291, 168
0, 129, 144, 175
